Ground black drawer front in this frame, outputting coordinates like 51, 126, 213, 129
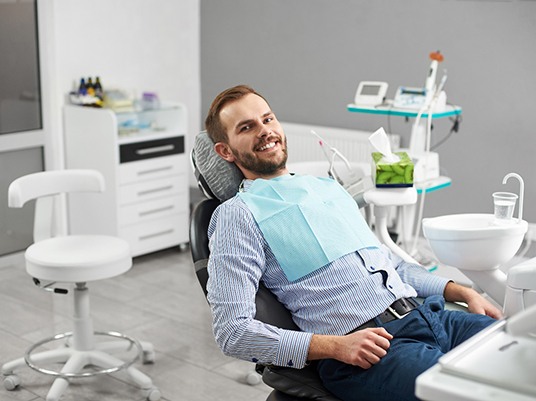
120, 136, 184, 163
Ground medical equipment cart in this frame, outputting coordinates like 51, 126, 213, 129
63, 103, 190, 257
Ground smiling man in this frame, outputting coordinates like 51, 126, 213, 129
206, 86, 288, 179
203, 85, 500, 401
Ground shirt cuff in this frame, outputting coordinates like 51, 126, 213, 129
274, 330, 314, 369
419, 273, 451, 298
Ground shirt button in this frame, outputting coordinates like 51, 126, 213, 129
287, 360, 293, 367
252, 358, 258, 363
370, 266, 375, 270
388, 285, 393, 289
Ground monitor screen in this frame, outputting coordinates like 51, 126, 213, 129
0, 0, 42, 135
361, 84, 380, 96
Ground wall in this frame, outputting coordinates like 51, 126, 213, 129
46, 0, 201, 169
200, 0, 536, 222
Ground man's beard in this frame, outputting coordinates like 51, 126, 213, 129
231, 138, 288, 176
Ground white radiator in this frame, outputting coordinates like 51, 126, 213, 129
281, 121, 400, 165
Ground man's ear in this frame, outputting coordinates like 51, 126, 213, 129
214, 142, 235, 162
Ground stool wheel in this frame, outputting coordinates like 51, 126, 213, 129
143, 350, 156, 364
4, 374, 21, 391
246, 371, 262, 386
146, 386, 162, 401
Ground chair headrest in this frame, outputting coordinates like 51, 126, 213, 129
191, 131, 244, 202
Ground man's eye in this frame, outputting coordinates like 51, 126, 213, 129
240, 125, 250, 132
264, 117, 273, 123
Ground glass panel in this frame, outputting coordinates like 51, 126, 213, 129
0, 0, 42, 135
0, 147, 44, 256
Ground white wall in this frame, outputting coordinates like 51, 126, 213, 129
43, 0, 200, 172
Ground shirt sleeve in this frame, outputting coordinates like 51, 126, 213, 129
206, 199, 313, 369
380, 244, 450, 297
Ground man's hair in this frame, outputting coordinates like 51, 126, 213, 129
205, 84, 269, 144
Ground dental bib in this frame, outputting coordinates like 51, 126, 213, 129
239, 175, 380, 281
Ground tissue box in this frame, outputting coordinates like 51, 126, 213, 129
372, 151, 414, 187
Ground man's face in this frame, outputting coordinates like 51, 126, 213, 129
215, 93, 288, 179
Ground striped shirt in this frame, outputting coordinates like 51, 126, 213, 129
207, 180, 450, 369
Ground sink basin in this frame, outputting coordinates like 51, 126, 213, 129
422, 213, 528, 271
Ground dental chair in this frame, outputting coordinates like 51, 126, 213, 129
2, 170, 160, 401
189, 132, 463, 400
190, 132, 340, 400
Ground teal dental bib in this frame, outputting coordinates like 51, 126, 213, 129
239, 175, 380, 281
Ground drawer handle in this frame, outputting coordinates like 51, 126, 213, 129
135, 144, 175, 155
139, 205, 174, 217
139, 229, 174, 241
137, 166, 173, 176
137, 185, 173, 196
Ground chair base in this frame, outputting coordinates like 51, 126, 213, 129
2, 331, 160, 401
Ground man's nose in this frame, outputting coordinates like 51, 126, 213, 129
257, 123, 270, 137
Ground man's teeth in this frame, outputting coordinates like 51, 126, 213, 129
259, 142, 276, 151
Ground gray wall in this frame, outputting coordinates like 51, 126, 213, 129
201, 0, 536, 222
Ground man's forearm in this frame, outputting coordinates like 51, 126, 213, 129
308, 328, 393, 369
443, 281, 503, 318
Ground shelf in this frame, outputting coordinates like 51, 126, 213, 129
347, 103, 462, 119
114, 104, 181, 116
117, 129, 184, 145
415, 176, 451, 194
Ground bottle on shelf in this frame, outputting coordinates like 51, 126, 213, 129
78, 78, 87, 95
94, 76, 104, 100
86, 77, 95, 96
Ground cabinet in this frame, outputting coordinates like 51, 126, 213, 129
64, 104, 189, 257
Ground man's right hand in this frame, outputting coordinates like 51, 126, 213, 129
308, 327, 393, 369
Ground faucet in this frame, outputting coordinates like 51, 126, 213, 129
502, 173, 524, 222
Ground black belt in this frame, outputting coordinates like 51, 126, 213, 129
349, 297, 419, 333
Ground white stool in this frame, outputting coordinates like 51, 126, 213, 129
2, 170, 160, 401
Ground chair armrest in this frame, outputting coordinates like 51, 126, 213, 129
261, 363, 341, 401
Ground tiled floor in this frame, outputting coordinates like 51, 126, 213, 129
0, 247, 274, 401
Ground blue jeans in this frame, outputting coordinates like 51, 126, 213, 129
317, 296, 496, 401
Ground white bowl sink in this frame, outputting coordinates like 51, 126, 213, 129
422, 213, 528, 271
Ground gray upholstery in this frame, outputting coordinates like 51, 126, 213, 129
192, 131, 244, 202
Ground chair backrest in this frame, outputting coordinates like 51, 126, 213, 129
190, 198, 299, 330
8, 169, 105, 242
191, 131, 244, 202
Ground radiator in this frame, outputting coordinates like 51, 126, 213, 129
281, 121, 400, 165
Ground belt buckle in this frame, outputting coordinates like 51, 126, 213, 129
387, 305, 410, 320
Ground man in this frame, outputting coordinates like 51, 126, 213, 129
204, 84, 501, 401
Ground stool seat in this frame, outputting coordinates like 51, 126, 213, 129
25, 235, 132, 282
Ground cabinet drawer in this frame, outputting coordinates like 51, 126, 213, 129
119, 213, 188, 257
119, 136, 184, 163
118, 194, 187, 226
119, 154, 185, 185
119, 175, 184, 205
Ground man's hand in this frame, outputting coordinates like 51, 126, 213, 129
308, 327, 393, 369
444, 281, 503, 319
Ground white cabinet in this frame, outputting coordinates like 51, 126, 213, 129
64, 104, 189, 257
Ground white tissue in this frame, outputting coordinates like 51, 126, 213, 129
369, 127, 400, 163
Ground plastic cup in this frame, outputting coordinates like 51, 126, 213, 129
492, 192, 518, 222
